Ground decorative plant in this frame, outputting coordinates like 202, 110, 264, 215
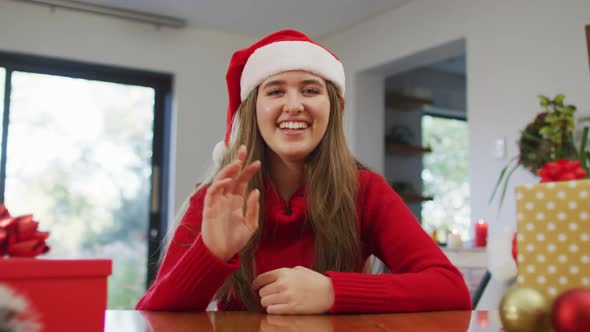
489, 94, 589, 209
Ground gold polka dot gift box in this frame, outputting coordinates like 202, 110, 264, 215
515, 179, 590, 301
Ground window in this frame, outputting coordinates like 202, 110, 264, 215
421, 114, 470, 240
0, 52, 172, 308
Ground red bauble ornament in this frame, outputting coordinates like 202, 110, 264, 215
552, 288, 590, 332
511, 232, 518, 265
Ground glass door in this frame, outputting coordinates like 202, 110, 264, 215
0, 52, 171, 309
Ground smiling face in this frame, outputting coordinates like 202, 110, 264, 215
256, 70, 330, 164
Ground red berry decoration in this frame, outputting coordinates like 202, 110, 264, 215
552, 288, 590, 332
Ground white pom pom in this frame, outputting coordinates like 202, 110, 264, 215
212, 141, 227, 167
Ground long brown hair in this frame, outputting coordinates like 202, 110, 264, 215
216, 81, 362, 310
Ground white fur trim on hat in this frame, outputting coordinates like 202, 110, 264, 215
240, 41, 345, 100
212, 140, 227, 167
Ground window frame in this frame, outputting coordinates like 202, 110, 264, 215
0, 50, 173, 286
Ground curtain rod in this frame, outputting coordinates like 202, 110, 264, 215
15, 0, 187, 29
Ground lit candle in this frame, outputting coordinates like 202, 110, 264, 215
476, 311, 489, 328
474, 220, 488, 247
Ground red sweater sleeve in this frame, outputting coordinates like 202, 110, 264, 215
326, 171, 472, 313
135, 188, 240, 311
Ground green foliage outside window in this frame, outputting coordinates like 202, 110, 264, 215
3, 72, 154, 309
422, 115, 470, 240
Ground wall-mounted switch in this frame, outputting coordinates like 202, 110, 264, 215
495, 138, 506, 160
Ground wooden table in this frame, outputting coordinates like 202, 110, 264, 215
105, 310, 502, 331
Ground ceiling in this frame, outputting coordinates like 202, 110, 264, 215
78, 0, 414, 38
23, 0, 465, 74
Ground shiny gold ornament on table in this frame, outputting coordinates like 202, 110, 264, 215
499, 286, 551, 332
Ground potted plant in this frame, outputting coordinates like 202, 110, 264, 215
489, 94, 589, 209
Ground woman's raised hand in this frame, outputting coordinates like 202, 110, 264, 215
201, 145, 261, 261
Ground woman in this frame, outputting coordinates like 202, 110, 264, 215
136, 29, 471, 314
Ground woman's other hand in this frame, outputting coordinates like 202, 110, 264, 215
253, 266, 335, 314
202, 145, 261, 261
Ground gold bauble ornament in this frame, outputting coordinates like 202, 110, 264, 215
499, 286, 551, 332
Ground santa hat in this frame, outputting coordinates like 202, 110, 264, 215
213, 29, 345, 165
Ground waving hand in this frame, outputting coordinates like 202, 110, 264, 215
201, 146, 261, 261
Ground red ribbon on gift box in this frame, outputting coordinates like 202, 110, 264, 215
537, 159, 587, 183
0, 204, 50, 257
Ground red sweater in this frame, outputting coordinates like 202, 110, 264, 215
136, 169, 471, 313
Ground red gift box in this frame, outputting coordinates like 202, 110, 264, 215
0, 258, 112, 332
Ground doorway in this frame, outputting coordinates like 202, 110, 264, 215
384, 54, 470, 242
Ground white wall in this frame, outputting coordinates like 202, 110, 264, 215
322, 0, 590, 237
0, 1, 255, 221
1, 0, 589, 237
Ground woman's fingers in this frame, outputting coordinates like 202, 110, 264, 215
260, 292, 289, 308
258, 281, 282, 298
212, 159, 242, 184
236, 145, 247, 162
244, 189, 260, 231
266, 303, 294, 315
233, 161, 261, 196
230, 145, 258, 195
252, 269, 282, 291
212, 145, 253, 190
204, 178, 232, 207
209, 145, 260, 202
